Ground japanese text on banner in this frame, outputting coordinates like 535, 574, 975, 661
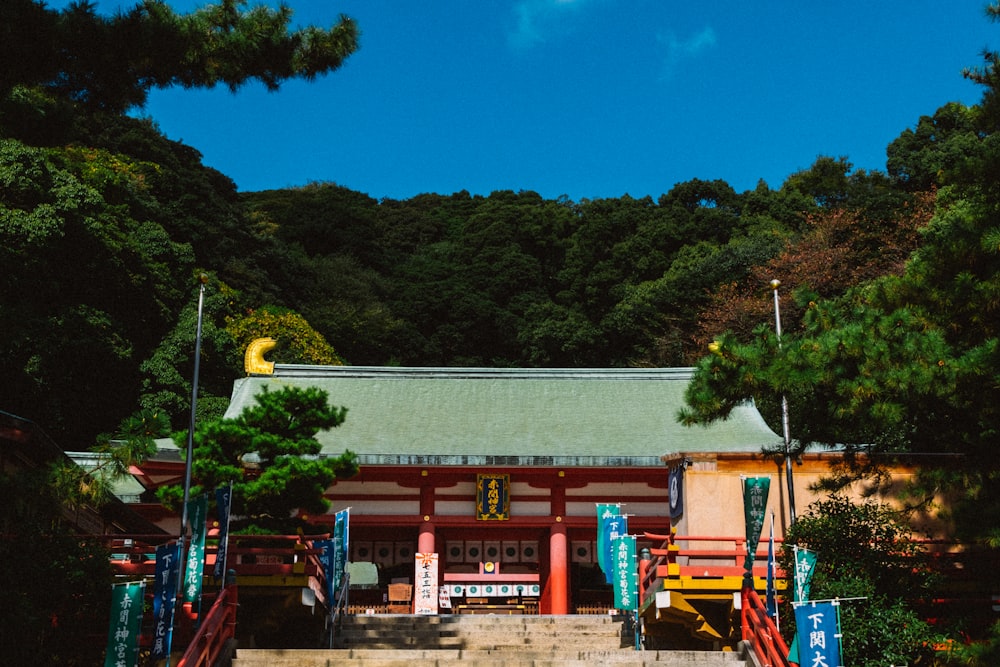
104, 581, 145, 667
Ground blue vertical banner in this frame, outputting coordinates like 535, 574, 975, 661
668, 465, 684, 519
104, 580, 145, 667
794, 601, 842, 667
337, 508, 350, 563
213, 484, 233, 580
151, 542, 181, 661
612, 535, 638, 611
183, 494, 208, 606
332, 509, 349, 597
595, 503, 620, 579
315, 538, 336, 605
602, 514, 628, 584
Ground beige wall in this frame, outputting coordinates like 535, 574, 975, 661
670, 452, 952, 540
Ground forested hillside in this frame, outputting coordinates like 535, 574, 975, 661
0, 0, 982, 452
239, 162, 929, 369
6, 3, 1000, 663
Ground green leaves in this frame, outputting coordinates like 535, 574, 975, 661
1, 0, 359, 113
0, 469, 114, 666
779, 497, 941, 667
160, 385, 355, 533
226, 305, 345, 366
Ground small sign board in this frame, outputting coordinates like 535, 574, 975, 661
476, 473, 510, 520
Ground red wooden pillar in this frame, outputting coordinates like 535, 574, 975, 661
548, 521, 568, 614
419, 475, 436, 555
418, 519, 436, 555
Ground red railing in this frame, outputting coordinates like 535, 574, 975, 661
742, 587, 791, 667
638, 530, 790, 662
176, 581, 239, 667
102, 533, 333, 662
640, 530, 785, 604
105, 532, 333, 578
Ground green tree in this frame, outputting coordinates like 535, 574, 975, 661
680, 185, 1000, 560
50, 409, 171, 512
0, 138, 191, 442
694, 191, 934, 354
681, 2, 1000, 546
158, 385, 357, 533
240, 183, 381, 263
886, 102, 984, 191
779, 496, 941, 667
0, 466, 114, 666
294, 253, 404, 366
1, 0, 359, 113
0, 409, 168, 665
139, 276, 244, 427
226, 304, 346, 366
608, 231, 787, 366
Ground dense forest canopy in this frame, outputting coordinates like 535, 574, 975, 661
0, 0, 996, 520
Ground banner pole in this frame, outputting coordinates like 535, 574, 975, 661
176, 275, 208, 598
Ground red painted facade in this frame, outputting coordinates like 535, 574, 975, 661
310, 463, 672, 614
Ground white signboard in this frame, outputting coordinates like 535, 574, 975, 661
414, 553, 439, 615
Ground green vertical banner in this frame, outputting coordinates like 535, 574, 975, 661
793, 546, 818, 602
104, 580, 145, 667
742, 477, 770, 573
787, 546, 819, 665
611, 534, 638, 611
183, 494, 208, 606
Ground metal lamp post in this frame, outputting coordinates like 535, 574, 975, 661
770, 279, 796, 524
179, 274, 209, 552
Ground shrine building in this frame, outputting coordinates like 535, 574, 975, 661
198, 340, 796, 615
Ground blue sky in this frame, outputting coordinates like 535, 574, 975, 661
65, 1, 999, 200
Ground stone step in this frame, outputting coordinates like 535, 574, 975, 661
335, 614, 628, 648
233, 647, 745, 667
341, 624, 622, 635
232, 615, 747, 666
337, 641, 627, 652
338, 625, 623, 639
341, 614, 624, 626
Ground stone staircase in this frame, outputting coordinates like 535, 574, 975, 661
232, 614, 748, 666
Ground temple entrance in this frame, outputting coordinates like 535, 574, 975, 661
437, 527, 545, 614
344, 524, 632, 614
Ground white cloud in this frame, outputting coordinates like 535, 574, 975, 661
508, 0, 590, 50
658, 26, 718, 75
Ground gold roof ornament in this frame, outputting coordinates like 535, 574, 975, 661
245, 338, 277, 375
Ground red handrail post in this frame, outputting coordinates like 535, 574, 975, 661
741, 584, 751, 647
225, 571, 238, 640
741, 587, 791, 667
176, 573, 238, 667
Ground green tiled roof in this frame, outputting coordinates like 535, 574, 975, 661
66, 451, 148, 502
223, 366, 781, 467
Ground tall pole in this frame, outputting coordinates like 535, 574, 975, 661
179, 274, 209, 549
770, 279, 796, 524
